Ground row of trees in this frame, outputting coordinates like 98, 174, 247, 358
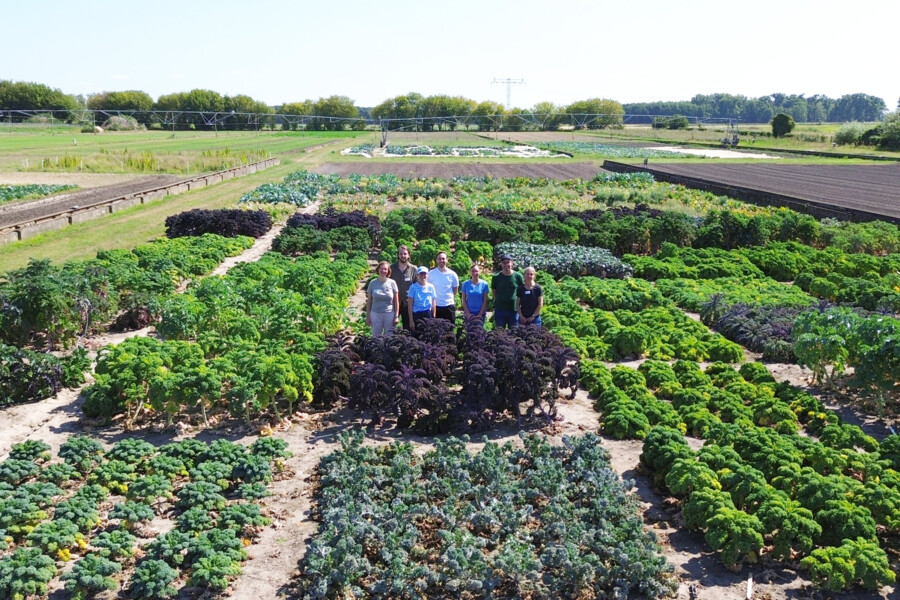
624, 93, 890, 124
0, 81, 361, 131
2, 80, 896, 130
369, 93, 625, 131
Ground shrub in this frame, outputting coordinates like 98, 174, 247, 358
834, 121, 867, 146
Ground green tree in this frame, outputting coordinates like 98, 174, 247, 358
88, 90, 155, 125
87, 90, 154, 112
827, 93, 887, 122
0, 80, 79, 113
877, 109, 900, 150
223, 94, 273, 130
771, 112, 795, 137
310, 95, 360, 130
564, 98, 624, 129
371, 92, 425, 129
280, 101, 314, 130
470, 101, 505, 131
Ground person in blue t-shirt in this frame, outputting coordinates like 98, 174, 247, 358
407, 266, 437, 332
460, 264, 489, 324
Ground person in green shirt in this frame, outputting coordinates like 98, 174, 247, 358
491, 254, 524, 329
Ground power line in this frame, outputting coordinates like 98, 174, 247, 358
491, 78, 525, 110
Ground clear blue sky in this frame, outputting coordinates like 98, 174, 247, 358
5, 0, 897, 111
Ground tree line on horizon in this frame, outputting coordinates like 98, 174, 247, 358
0, 80, 894, 131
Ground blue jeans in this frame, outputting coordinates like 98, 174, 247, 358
494, 310, 518, 329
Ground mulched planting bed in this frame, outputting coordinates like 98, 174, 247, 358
314, 162, 604, 180
616, 163, 900, 222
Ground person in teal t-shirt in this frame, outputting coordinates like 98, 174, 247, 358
461, 264, 489, 324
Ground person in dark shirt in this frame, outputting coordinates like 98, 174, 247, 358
390, 245, 417, 330
491, 253, 523, 329
516, 266, 543, 326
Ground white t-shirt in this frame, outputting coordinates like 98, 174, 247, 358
428, 267, 459, 307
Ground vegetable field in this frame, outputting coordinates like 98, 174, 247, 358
4, 167, 900, 599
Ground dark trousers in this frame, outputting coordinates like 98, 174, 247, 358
399, 302, 412, 330
436, 305, 455, 322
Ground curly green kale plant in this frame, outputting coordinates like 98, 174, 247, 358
109, 501, 155, 529
59, 435, 105, 474
9, 440, 52, 463
92, 528, 138, 559
188, 553, 242, 591
0, 547, 57, 600
61, 553, 122, 600
127, 559, 178, 599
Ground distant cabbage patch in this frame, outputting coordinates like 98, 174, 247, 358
494, 241, 632, 279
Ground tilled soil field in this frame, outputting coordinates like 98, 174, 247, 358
615, 162, 900, 222
0, 175, 183, 228
315, 161, 604, 180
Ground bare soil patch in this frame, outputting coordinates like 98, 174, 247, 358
0, 175, 184, 228
626, 162, 900, 223
315, 161, 604, 180
0, 172, 140, 187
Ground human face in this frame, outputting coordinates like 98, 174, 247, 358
436, 253, 448, 269
417, 272, 428, 283
470, 266, 480, 281
524, 268, 536, 283
398, 247, 410, 263
501, 259, 513, 275
378, 263, 390, 279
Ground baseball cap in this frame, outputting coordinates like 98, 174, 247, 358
417, 266, 429, 274
500, 254, 514, 261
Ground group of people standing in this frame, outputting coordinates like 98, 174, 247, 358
365, 245, 543, 336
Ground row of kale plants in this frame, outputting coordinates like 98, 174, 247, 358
581, 357, 899, 591
0, 434, 288, 599
295, 430, 676, 599
0, 233, 259, 406
631, 242, 900, 409
83, 250, 369, 428
247, 169, 900, 257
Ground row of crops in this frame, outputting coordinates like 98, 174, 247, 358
0, 183, 76, 206
0, 435, 289, 599
585, 357, 899, 591
6, 169, 900, 595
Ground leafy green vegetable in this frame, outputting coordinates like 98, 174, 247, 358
61, 553, 121, 600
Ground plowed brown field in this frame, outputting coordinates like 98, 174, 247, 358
610, 162, 900, 222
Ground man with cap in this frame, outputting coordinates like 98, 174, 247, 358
390, 245, 417, 330
407, 265, 437, 332
491, 253, 524, 329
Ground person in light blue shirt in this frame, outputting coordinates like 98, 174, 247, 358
460, 264, 489, 325
407, 266, 436, 332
